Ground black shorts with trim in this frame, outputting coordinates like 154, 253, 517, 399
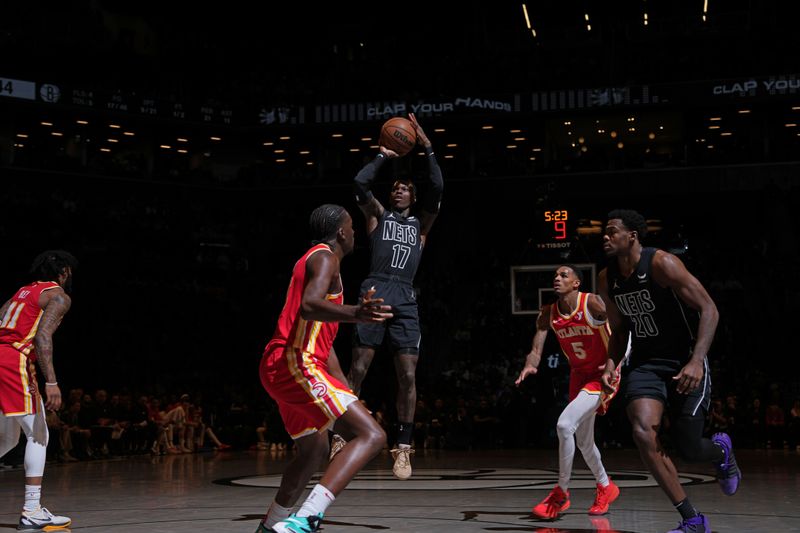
623, 358, 711, 419
353, 278, 420, 354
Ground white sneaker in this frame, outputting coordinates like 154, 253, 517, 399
18, 506, 71, 530
390, 446, 414, 480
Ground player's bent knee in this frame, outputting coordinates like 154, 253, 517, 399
556, 419, 577, 438
365, 425, 387, 452
630, 423, 657, 447
397, 370, 416, 388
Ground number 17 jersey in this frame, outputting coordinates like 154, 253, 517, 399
368, 211, 422, 283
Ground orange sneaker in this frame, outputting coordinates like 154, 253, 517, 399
531, 485, 570, 519
588, 480, 619, 515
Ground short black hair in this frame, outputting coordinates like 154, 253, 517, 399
309, 204, 348, 244
608, 209, 648, 240
559, 264, 584, 283
30, 250, 78, 282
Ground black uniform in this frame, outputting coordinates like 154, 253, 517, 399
355, 210, 423, 351
352, 149, 443, 354
608, 247, 710, 419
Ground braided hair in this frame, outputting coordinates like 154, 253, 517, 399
309, 204, 347, 245
29, 250, 78, 282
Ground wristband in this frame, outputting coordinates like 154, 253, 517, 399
45, 382, 58, 386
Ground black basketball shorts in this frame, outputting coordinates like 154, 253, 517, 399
623, 357, 711, 420
353, 278, 420, 354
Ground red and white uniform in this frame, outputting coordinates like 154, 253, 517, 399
0, 281, 60, 416
551, 292, 618, 413
259, 244, 357, 439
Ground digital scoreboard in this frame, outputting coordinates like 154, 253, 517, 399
543, 210, 569, 240
537, 209, 572, 250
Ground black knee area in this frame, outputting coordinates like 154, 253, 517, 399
673, 416, 720, 462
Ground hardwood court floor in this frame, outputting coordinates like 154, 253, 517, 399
1, 448, 798, 532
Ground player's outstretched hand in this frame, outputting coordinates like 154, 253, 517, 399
356, 287, 393, 323
408, 113, 431, 148
379, 146, 400, 158
515, 365, 538, 386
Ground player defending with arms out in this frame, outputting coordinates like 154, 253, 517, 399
516, 265, 620, 519
256, 205, 392, 533
598, 209, 740, 533
0, 250, 76, 531
342, 113, 443, 480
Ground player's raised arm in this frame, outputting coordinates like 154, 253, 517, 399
354, 147, 395, 234
409, 113, 443, 241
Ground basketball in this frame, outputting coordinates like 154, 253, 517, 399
379, 117, 417, 156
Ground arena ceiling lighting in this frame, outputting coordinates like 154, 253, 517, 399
521, 4, 537, 38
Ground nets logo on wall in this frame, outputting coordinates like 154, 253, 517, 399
217, 468, 714, 490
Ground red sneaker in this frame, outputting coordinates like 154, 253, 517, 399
588, 480, 620, 515
532, 485, 570, 519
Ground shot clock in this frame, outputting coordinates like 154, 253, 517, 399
535, 209, 573, 251
543, 210, 569, 240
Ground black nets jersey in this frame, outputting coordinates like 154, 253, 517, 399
607, 247, 697, 366
367, 210, 423, 284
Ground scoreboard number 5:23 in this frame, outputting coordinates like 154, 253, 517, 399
544, 210, 569, 240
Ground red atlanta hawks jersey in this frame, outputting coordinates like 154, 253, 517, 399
550, 292, 610, 372
0, 281, 61, 359
266, 244, 344, 360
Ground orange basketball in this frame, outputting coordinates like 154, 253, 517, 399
379, 117, 417, 156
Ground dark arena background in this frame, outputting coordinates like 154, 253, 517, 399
0, 2, 799, 532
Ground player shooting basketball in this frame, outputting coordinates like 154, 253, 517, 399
336, 113, 443, 480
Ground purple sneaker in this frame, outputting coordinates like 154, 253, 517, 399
712, 432, 741, 495
666, 513, 710, 533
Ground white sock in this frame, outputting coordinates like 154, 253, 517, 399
24, 484, 41, 512
264, 501, 292, 528
296, 484, 335, 518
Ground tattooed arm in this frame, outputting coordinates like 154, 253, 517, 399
33, 288, 71, 411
